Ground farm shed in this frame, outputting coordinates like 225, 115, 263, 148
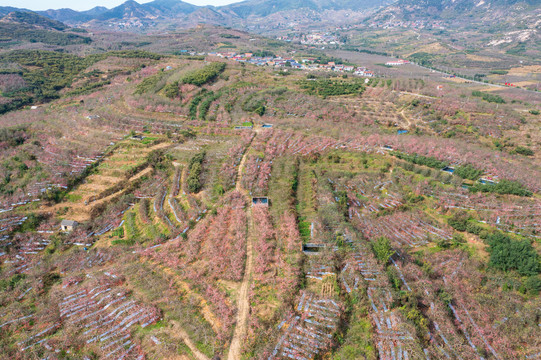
442, 166, 455, 174
60, 219, 78, 232
252, 197, 269, 206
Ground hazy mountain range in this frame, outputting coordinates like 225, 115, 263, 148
0, 0, 391, 27
0, 0, 538, 39
374, 0, 539, 21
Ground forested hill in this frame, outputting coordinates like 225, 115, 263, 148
0, 11, 90, 46
0, 11, 68, 30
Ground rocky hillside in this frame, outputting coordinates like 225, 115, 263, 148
374, 0, 539, 27
371, 0, 540, 57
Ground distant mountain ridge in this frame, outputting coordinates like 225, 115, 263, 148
223, 0, 385, 18
373, 0, 539, 21
0, 0, 537, 38
1, 0, 390, 26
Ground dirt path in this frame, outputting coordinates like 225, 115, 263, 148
228, 146, 254, 360
400, 109, 413, 129
235, 133, 256, 192
236, 152, 248, 192
397, 91, 437, 99
227, 206, 253, 360
171, 321, 211, 360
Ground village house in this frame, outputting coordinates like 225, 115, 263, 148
207, 52, 377, 77
385, 59, 411, 66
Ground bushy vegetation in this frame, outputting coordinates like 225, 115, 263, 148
198, 91, 220, 120
181, 62, 226, 86
0, 96, 32, 115
135, 71, 167, 95
298, 79, 365, 98
407, 52, 435, 67
454, 164, 483, 180
0, 273, 26, 291
391, 152, 448, 169
0, 126, 27, 147
472, 90, 505, 104
447, 212, 483, 235
471, 179, 532, 197
163, 81, 180, 99
220, 33, 240, 39
189, 90, 206, 119
241, 94, 266, 116
187, 150, 206, 193
251, 50, 275, 57
394, 152, 488, 181
65, 79, 111, 96
489, 70, 508, 75
0, 50, 88, 103
371, 237, 394, 264
486, 233, 539, 276
514, 146, 534, 156
332, 290, 375, 359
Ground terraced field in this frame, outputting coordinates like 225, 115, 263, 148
0, 51, 539, 360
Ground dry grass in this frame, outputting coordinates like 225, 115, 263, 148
466, 54, 499, 62
508, 65, 541, 75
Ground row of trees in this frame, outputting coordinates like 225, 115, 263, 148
187, 150, 206, 193
181, 63, 226, 87
486, 232, 539, 276
298, 79, 365, 98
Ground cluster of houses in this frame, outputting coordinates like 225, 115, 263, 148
368, 20, 446, 30
385, 59, 411, 66
106, 19, 153, 29
208, 52, 375, 76
276, 32, 343, 45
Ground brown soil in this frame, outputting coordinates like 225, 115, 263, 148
228, 155, 254, 360
227, 206, 253, 360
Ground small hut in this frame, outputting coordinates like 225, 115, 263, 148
252, 197, 269, 206
61, 220, 78, 232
